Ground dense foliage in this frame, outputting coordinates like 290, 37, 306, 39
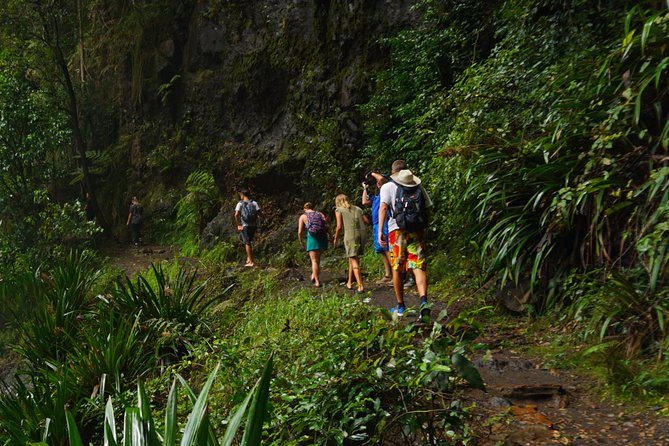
0, 255, 482, 444
2, 0, 669, 441
361, 0, 669, 371
0, 68, 98, 272
0, 255, 231, 444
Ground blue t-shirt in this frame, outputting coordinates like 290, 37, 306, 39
370, 194, 389, 227
371, 194, 380, 225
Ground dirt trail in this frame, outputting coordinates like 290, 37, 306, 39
101, 241, 185, 277
102, 247, 669, 445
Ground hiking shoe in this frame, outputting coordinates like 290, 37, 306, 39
403, 277, 415, 289
390, 306, 406, 318
418, 301, 431, 322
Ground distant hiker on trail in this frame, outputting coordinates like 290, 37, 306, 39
234, 188, 260, 267
126, 196, 143, 246
333, 194, 369, 293
297, 202, 329, 288
378, 164, 433, 319
361, 172, 392, 284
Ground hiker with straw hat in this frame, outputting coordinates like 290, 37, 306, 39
378, 162, 433, 320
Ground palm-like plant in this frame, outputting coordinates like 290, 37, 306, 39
108, 263, 232, 361
66, 357, 273, 446
111, 263, 228, 326
68, 311, 155, 397
174, 170, 218, 254
13, 250, 101, 367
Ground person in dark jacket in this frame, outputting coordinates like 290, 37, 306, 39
126, 196, 143, 246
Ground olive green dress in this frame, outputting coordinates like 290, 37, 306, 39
336, 206, 367, 257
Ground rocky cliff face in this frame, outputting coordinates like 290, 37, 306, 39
100, 0, 413, 239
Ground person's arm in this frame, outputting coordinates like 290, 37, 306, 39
361, 183, 371, 206
234, 210, 242, 230
333, 210, 343, 245
378, 202, 388, 247
297, 214, 305, 246
370, 172, 384, 182
126, 207, 132, 226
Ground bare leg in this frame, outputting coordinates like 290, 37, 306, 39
351, 256, 363, 291
392, 268, 404, 305
245, 244, 254, 265
381, 251, 392, 278
347, 258, 354, 288
413, 268, 427, 298
309, 250, 321, 287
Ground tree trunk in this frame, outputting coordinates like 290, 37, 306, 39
47, 15, 113, 237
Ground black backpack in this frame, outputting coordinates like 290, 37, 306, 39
240, 200, 258, 225
392, 183, 428, 232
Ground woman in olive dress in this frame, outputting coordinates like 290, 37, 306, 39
333, 194, 368, 292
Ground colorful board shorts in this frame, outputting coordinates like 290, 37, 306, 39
388, 229, 426, 271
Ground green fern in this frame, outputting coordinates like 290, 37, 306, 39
174, 171, 218, 252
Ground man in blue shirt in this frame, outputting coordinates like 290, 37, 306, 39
362, 173, 392, 283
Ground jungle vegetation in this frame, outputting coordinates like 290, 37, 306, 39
0, 0, 668, 443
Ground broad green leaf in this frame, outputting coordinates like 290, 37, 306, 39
42, 418, 51, 444
104, 398, 117, 446
123, 408, 142, 446
221, 389, 255, 446
164, 380, 178, 446
181, 363, 220, 446
241, 355, 274, 446
65, 411, 84, 446
451, 353, 486, 391
641, 16, 654, 54
138, 382, 160, 445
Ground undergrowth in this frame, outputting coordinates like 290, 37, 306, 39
147, 267, 484, 445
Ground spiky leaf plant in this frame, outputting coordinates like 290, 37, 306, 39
109, 263, 232, 360
66, 357, 273, 446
